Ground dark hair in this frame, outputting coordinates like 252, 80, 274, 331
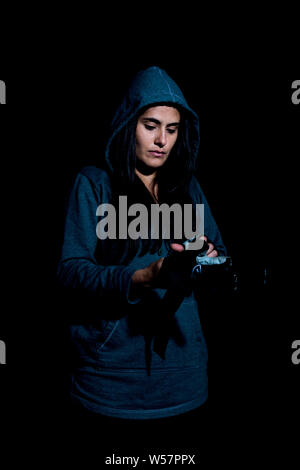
108, 104, 197, 258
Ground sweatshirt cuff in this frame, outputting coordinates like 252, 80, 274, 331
122, 266, 144, 305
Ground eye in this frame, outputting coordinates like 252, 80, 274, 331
167, 128, 177, 134
145, 124, 156, 131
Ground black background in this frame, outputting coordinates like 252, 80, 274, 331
0, 42, 299, 463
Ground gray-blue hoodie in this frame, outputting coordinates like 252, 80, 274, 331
57, 66, 226, 419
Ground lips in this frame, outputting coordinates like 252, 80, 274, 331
148, 150, 166, 157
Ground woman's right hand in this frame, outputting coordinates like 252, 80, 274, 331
131, 243, 185, 289
131, 258, 165, 288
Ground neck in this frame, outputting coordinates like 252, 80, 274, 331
135, 168, 158, 201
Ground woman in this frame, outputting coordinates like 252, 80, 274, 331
57, 66, 226, 425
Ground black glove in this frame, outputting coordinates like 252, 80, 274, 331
155, 241, 209, 291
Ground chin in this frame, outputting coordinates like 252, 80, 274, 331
145, 157, 167, 168
149, 160, 165, 167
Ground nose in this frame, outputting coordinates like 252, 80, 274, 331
155, 129, 167, 148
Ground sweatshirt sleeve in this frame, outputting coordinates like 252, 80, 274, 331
56, 171, 140, 304
189, 175, 227, 256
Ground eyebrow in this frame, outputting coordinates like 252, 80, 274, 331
142, 117, 180, 127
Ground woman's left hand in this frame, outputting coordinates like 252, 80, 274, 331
170, 235, 218, 257
201, 235, 218, 257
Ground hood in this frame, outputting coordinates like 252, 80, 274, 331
104, 66, 200, 174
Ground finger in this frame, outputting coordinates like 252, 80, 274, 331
207, 249, 218, 258
199, 235, 207, 244
170, 243, 185, 252
157, 257, 165, 269
205, 242, 215, 255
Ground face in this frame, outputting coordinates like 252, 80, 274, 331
135, 106, 180, 170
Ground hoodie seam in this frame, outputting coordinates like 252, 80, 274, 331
158, 67, 175, 102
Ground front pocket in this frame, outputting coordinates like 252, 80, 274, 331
70, 320, 119, 361
92, 299, 207, 371
96, 319, 121, 352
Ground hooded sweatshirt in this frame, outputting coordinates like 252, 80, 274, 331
57, 66, 227, 419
